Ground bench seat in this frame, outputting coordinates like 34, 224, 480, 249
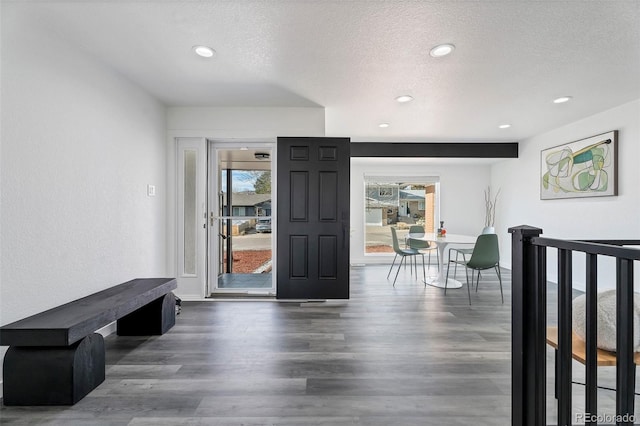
0, 278, 177, 347
547, 325, 639, 411
0, 278, 177, 406
546, 326, 640, 366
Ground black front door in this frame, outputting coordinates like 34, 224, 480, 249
276, 137, 350, 299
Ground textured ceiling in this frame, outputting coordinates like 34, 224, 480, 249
3, 0, 640, 142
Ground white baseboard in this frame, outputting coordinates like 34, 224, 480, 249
96, 321, 116, 337
178, 295, 211, 301
0, 345, 6, 399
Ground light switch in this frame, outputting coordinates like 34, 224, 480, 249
147, 184, 156, 197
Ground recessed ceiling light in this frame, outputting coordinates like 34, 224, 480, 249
498, 124, 511, 129
240, 147, 249, 151
553, 96, 572, 104
395, 95, 414, 103
193, 45, 215, 58
429, 43, 455, 58
379, 123, 390, 128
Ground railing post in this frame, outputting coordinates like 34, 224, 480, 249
616, 258, 635, 425
584, 254, 598, 425
557, 248, 573, 426
509, 225, 544, 426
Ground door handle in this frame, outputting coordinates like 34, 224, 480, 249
342, 224, 347, 248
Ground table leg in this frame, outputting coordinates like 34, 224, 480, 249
425, 242, 463, 289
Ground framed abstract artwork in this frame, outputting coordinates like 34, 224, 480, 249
541, 130, 618, 200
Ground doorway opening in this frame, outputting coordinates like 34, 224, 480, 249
209, 143, 276, 296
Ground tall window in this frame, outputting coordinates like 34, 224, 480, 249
364, 177, 439, 254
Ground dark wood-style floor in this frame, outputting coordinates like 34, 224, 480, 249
1, 264, 635, 424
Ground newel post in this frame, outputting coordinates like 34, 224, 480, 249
509, 225, 545, 426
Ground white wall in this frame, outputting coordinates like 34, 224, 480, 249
492, 99, 640, 291
166, 106, 325, 299
1, 15, 167, 327
167, 107, 325, 139
350, 158, 494, 264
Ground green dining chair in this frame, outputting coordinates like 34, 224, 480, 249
447, 227, 494, 279
387, 227, 426, 286
444, 233, 503, 304
406, 225, 439, 270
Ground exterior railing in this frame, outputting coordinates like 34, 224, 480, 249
510, 225, 640, 426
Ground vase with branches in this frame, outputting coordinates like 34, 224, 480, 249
484, 186, 500, 232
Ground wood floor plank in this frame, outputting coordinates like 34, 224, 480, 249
1, 264, 514, 424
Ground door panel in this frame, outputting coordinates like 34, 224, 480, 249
290, 236, 308, 278
319, 172, 338, 221
318, 236, 337, 279
290, 172, 309, 221
277, 137, 350, 299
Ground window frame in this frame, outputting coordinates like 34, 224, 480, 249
363, 177, 440, 257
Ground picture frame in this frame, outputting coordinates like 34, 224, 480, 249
541, 130, 618, 200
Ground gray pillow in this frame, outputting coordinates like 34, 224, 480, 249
572, 289, 640, 352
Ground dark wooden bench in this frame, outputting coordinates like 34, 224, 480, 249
0, 278, 177, 406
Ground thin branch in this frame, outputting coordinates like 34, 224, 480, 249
484, 186, 500, 227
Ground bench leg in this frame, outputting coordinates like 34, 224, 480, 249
117, 292, 176, 336
2, 333, 105, 406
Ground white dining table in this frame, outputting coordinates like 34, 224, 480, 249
407, 232, 477, 289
